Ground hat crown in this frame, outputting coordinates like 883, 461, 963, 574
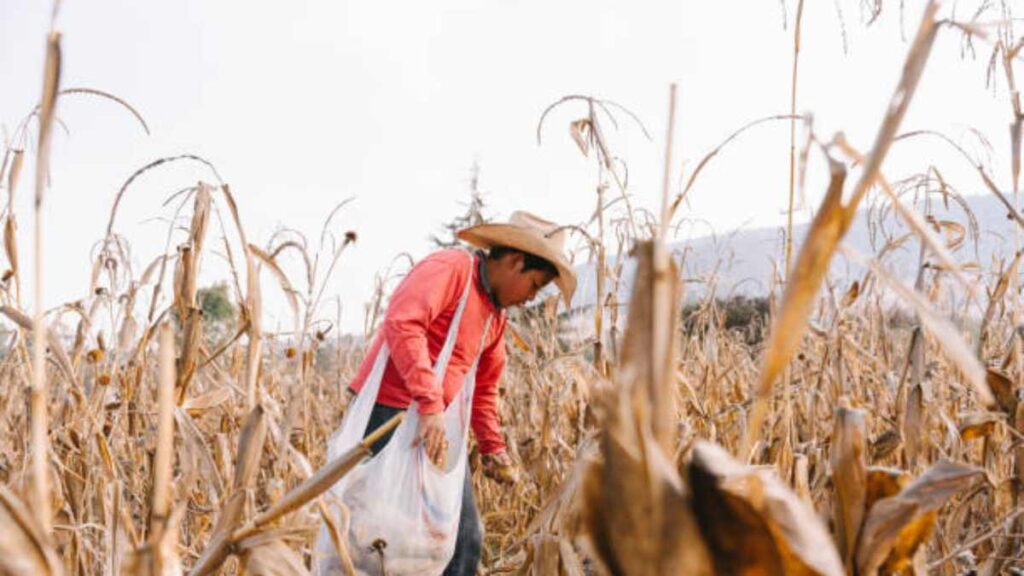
508, 211, 565, 249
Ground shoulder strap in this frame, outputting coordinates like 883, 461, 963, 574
431, 251, 476, 379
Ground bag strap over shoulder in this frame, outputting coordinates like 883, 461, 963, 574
431, 251, 476, 381
437, 248, 478, 316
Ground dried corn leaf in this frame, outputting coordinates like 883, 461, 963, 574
188, 493, 245, 576
172, 247, 193, 320
6, 150, 23, 200
233, 404, 268, 488
841, 280, 860, 307
173, 409, 224, 500
864, 467, 911, 514
507, 322, 532, 352
4, 217, 18, 277
220, 184, 263, 408
35, 31, 61, 206
249, 244, 300, 332
830, 407, 867, 571
856, 461, 982, 576
0, 486, 62, 576
118, 314, 138, 356
688, 442, 844, 576
990, 252, 1021, 303
958, 412, 1001, 441
181, 387, 233, 416
978, 252, 1022, 356
569, 119, 591, 156
139, 254, 168, 287
1014, 115, 1022, 194
936, 220, 966, 250
188, 185, 212, 259
903, 380, 924, 466
748, 159, 847, 453
522, 534, 583, 576
188, 407, 266, 576
985, 368, 1017, 416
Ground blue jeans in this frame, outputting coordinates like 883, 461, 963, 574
363, 403, 482, 576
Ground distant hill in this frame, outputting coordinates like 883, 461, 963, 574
566, 193, 1021, 319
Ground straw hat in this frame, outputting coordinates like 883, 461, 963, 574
457, 211, 577, 308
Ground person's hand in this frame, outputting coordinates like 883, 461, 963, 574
482, 451, 519, 484
414, 412, 448, 467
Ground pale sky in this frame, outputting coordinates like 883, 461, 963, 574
0, 1, 1017, 333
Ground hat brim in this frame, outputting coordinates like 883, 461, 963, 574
457, 224, 576, 309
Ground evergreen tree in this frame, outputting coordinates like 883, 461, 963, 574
430, 162, 488, 248
197, 282, 237, 339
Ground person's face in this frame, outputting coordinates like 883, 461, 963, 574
492, 253, 556, 308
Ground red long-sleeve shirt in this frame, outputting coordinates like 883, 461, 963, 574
349, 249, 508, 454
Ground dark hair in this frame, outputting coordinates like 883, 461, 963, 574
487, 245, 558, 277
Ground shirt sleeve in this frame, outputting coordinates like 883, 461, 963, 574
471, 322, 507, 454
381, 254, 466, 415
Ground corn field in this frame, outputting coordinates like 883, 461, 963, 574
5, 1, 1024, 575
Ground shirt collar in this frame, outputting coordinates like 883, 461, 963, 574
476, 250, 502, 310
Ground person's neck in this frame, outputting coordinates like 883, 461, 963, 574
479, 254, 503, 309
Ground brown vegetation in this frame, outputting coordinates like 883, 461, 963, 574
3, 1, 1024, 575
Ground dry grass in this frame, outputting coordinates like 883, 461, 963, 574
3, 2, 1024, 575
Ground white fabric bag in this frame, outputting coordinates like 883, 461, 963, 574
316, 252, 491, 575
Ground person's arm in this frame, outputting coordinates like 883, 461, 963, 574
471, 323, 507, 455
381, 254, 466, 416
474, 329, 519, 483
